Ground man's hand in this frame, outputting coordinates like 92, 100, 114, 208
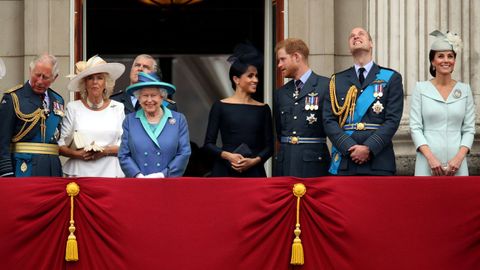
348, 145, 370, 164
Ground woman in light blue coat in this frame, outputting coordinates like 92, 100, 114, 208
119, 72, 191, 178
410, 30, 475, 176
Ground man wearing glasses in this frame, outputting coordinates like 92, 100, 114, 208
0, 54, 65, 177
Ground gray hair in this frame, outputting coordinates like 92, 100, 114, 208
133, 54, 158, 72
29, 54, 59, 77
78, 73, 116, 100
133, 87, 168, 99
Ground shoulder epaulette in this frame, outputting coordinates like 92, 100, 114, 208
4, 84, 22, 94
166, 98, 176, 104
378, 66, 397, 73
48, 89, 64, 102
335, 68, 351, 76
110, 91, 125, 97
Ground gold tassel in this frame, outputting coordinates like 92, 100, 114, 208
290, 183, 306, 265
65, 182, 80, 262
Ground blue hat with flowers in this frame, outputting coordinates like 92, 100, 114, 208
126, 72, 176, 97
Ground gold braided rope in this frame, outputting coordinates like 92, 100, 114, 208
10, 92, 46, 142
329, 75, 359, 127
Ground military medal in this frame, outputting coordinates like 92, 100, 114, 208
53, 102, 65, 117
293, 90, 299, 99
168, 118, 176, 125
372, 100, 384, 114
374, 84, 384, 98
453, 89, 462, 99
306, 113, 317, 124
306, 92, 319, 111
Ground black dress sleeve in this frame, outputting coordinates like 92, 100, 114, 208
256, 105, 274, 162
203, 101, 223, 157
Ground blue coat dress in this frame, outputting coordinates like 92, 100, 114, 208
409, 81, 475, 176
118, 106, 191, 177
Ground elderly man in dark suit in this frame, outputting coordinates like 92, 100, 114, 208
111, 54, 177, 114
0, 54, 64, 177
273, 38, 331, 177
323, 27, 404, 175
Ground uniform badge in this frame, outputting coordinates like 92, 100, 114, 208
168, 118, 176, 125
306, 113, 317, 124
453, 89, 462, 99
372, 100, 384, 114
20, 161, 28, 172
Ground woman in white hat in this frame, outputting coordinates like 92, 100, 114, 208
409, 31, 475, 176
58, 55, 126, 177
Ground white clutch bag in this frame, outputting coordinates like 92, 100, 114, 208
69, 130, 87, 150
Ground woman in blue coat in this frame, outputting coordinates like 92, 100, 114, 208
409, 31, 475, 176
118, 72, 191, 178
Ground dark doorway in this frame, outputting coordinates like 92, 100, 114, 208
85, 0, 266, 176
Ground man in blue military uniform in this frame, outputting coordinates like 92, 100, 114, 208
273, 38, 331, 177
323, 27, 404, 175
0, 54, 65, 177
111, 54, 177, 114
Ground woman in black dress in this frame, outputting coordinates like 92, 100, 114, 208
204, 44, 273, 177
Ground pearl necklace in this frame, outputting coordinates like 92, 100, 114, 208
86, 98, 104, 110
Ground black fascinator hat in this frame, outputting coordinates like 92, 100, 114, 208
227, 42, 263, 69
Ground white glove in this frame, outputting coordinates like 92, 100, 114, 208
135, 173, 145, 178
144, 172, 165, 178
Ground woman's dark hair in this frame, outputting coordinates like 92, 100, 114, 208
429, 50, 457, 77
227, 43, 263, 90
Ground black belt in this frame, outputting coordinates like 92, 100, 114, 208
280, 136, 326, 144
343, 123, 381, 131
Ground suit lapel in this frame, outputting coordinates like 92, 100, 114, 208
363, 64, 380, 88
297, 73, 316, 100
24, 82, 42, 108
122, 91, 135, 112
345, 67, 361, 90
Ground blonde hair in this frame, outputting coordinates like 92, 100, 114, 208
78, 73, 115, 100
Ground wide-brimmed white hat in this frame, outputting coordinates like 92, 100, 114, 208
67, 55, 125, 91
0, 57, 5, 79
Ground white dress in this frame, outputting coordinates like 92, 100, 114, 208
409, 81, 476, 176
58, 100, 125, 177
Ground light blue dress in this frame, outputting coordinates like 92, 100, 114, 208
409, 81, 475, 176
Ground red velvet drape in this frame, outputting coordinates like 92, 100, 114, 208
1, 177, 479, 270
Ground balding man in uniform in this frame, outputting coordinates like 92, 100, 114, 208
0, 54, 65, 177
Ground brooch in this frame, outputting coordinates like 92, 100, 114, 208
453, 89, 462, 99
372, 100, 384, 114
168, 118, 176, 125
